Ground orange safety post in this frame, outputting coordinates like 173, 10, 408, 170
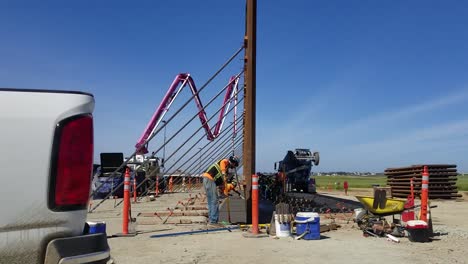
420, 166, 429, 222
402, 177, 416, 222
155, 176, 159, 196
402, 179, 415, 222
122, 167, 131, 234
280, 172, 286, 194
169, 176, 173, 193
133, 177, 137, 203
252, 174, 259, 234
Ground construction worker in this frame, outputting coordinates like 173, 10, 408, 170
202, 156, 240, 226
276, 171, 286, 194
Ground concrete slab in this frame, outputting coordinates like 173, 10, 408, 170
219, 196, 247, 224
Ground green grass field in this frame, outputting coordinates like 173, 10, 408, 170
315, 174, 468, 191
315, 175, 386, 189
457, 175, 468, 191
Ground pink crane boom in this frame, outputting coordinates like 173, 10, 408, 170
135, 73, 239, 154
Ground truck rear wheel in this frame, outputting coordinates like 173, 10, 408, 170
313, 152, 320, 166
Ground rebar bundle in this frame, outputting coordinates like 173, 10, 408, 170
385, 164, 461, 199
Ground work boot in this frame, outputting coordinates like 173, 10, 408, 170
207, 222, 225, 228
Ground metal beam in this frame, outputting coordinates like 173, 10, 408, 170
243, 0, 256, 223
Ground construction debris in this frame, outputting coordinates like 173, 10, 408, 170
276, 193, 361, 215
320, 223, 339, 233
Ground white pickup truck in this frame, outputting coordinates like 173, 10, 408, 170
0, 89, 110, 263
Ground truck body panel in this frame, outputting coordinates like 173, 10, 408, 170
0, 89, 103, 263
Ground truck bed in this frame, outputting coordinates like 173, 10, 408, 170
0, 88, 103, 263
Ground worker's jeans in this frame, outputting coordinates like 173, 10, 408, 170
203, 177, 219, 223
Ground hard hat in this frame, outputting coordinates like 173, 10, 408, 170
229, 156, 239, 167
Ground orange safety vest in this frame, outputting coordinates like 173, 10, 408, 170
203, 159, 229, 183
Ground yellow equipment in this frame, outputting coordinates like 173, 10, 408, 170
355, 195, 406, 215
224, 183, 237, 196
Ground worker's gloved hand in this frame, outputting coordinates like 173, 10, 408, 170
226, 174, 235, 182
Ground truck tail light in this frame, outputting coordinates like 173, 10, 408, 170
49, 114, 93, 211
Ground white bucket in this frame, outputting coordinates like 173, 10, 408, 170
354, 208, 366, 220
274, 214, 291, 237
129, 220, 137, 233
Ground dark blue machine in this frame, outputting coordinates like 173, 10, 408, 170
275, 148, 319, 193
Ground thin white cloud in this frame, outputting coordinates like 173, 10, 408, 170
261, 69, 368, 133
339, 119, 468, 154
257, 83, 468, 171
333, 88, 468, 134
317, 119, 468, 171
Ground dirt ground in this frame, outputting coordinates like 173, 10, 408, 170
88, 189, 468, 264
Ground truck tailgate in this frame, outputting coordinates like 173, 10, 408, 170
0, 89, 95, 263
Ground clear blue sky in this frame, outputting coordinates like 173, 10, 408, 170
1, 1, 468, 173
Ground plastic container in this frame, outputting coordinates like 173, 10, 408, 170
87, 221, 107, 234
295, 212, 320, 240
274, 214, 291, 238
406, 220, 430, 243
129, 220, 137, 234
354, 208, 366, 221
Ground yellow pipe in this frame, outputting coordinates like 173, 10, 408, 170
239, 224, 270, 228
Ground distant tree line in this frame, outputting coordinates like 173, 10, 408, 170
257, 171, 467, 176
256, 171, 383, 176
315, 172, 381, 176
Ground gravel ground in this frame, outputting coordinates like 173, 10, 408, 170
88, 189, 468, 264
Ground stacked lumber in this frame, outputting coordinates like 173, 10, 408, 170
385, 164, 461, 199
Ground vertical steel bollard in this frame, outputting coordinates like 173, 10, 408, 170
155, 176, 159, 196
252, 174, 259, 234
410, 177, 415, 200
169, 176, 173, 193
182, 177, 186, 193
133, 177, 137, 203
420, 166, 429, 222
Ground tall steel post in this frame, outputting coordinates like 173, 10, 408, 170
162, 120, 167, 173
244, 0, 256, 223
